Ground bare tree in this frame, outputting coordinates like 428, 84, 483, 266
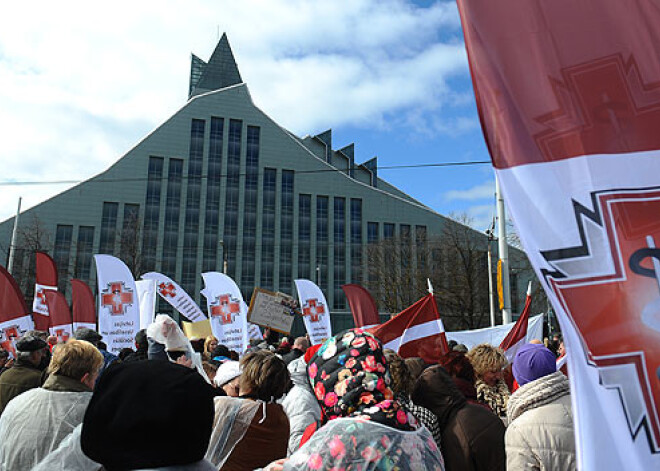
119, 209, 142, 278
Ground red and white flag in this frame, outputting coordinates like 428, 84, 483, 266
71, 279, 97, 331
94, 255, 140, 354
142, 272, 207, 322
370, 292, 449, 364
45, 291, 73, 343
200, 272, 248, 355
0, 265, 34, 357
32, 252, 58, 316
499, 282, 532, 362
457, 0, 660, 466
295, 279, 332, 345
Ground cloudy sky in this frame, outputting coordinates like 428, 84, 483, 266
0, 0, 497, 230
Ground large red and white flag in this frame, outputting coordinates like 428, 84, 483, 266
142, 272, 206, 322
0, 265, 34, 357
370, 293, 449, 364
32, 251, 58, 316
71, 279, 97, 331
499, 282, 533, 362
295, 279, 332, 345
200, 272, 249, 355
94, 255, 140, 354
45, 291, 73, 343
457, 0, 660, 467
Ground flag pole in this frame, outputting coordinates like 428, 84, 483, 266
486, 218, 496, 327
7, 197, 22, 276
496, 177, 512, 324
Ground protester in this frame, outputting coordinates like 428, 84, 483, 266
438, 351, 490, 410
506, 343, 576, 470
123, 329, 149, 362
118, 347, 134, 361
71, 327, 119, 376
204, 336, 219, 361
206, 350, 290, 470
276, 337, 292, 356
405, 356, 426, 382
282, 336, 310, 365
210, 344, 232, 364
0, 349, 10, 376
281, 356, 321, 455
203, 361, 219, 385
80, 360, 216, 470
0, 335, 48, 415
0, 339, 103, 469
213, 360, 241, 397
466, 343, 510, 419
412, 364, 505, 471
273, 329, 445, 470
384, 349, 442, 448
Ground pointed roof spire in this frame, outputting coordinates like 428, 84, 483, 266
190, 33, 243, 98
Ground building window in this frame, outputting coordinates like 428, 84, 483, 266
279, 170, 294, 291
242, 125, 259, 295
384, 223, 395, 239
162, 159, 183, 277
223, 119, 242, 278
333, 197, 346, 309
99, 202, 119, 254
367, 222, 379, 244
142, 156, 164, 271
74, 226, 94, 282
120, 204, 140, 273
316, 196, 329, 292
416, 225, 427, 271
54, 225, 73, 291
350, 198, 362, 283
182, 119, 205, 295
298, 194, 312, 280
261, 168, 276, 289
203, 117, 224, 272
400, 224, 411, 270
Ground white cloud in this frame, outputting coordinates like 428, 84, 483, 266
0, 0, 470, 222
444, 180, 495, 201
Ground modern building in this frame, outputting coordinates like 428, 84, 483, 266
0, 35, 533, 330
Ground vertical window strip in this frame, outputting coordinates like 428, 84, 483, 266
142, 156, 164, 271
260, 168, 276, 289
333, 197, 346, 309
202, 117, 224, 272
279, 169, 294, 291
161, 159, 183, 277
223, 119, 242, 278
241, 125, 259, 295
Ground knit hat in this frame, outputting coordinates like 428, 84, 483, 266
214, 360, 241, 387
81, 360, 215, 470
512, 343, 557, 386
72, 327, 102, 344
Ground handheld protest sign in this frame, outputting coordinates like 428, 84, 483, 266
247, 287, 297, 334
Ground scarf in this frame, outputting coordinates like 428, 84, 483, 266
475, 378, 510, 417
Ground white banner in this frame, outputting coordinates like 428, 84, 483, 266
32, 283, 56, 316
141, 272, 207, 322
136, 279, 157, 330
94, 255, 140, 355
200, 272, 248, 355
445, 313, 544, 352
294, 279, 332, 345
0, 315, 35, 358
72, 322, 96, 333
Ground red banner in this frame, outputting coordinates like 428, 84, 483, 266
71, 279, 97, 329
342, 284, 380, 328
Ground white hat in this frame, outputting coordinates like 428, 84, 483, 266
213, 360, 241, 387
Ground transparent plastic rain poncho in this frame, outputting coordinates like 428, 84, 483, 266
283, 417, 445, 471
31, 424, 101, 471
147, 314, 210, 383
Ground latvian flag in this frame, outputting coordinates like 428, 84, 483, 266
499, 282, 532, 362
370, 293, 449, 363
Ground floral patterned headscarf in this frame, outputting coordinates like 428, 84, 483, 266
307, 329, 419, 432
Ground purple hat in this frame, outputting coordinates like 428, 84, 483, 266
512, 343, 556, 386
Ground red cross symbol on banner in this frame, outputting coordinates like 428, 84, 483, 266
302, 299, 325, 323
210, 294, 240, 325
54, 329, 69, 342
0, 326, 20, 354
36, 289, 47, 306
158, 282, 176, 298
101, 282, 134, 315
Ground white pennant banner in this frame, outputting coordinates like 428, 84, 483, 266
94, 255, 140, 354
141, 272, 207, 322
32, 283, 56, 316
0, 315, 35, 358
136, 278, 157, 330
294, 279, 332, 345
200, 272, 248, 355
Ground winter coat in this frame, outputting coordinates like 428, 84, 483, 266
0, 359, 44, 416
282, 348, 304, 365
505, 371, 576, 471
0, 374, 93, 470
412, 365, 506, 471
281, 357, 321, 455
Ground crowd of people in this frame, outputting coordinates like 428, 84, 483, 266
0, 326, 575, 470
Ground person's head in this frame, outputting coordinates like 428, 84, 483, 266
214, 360, 241, 396
82, 361, 215, 469
438, 351, 476, 383
47, 339, 104, 389
210, 344, 232, 363
72, 327, 102, 348
466, 343, 507, 386
0, 349, 9, 367
411, 364, 467, 427
383, 349, 413, 397
404, 357, 425, 382
452, 343, 468, 353
15, 335, 48, 367
293, 336, 310, 353
512, 343, 557, 386
239, 350, 289, 401
204, 336, 218, 355
558, 340, 565, 357
202, 361, 218, 383
24, 330, 48, 341
118, 348, 134, 361
448, 339, 458, 350
135, 329, 148, 352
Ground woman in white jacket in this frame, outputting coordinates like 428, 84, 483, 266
281, 356, 321, 455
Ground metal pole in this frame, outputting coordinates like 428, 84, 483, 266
496, 177, 512, 324
487, 238, 496, 327
316, 265, 321, 286
7, 197, 22, 275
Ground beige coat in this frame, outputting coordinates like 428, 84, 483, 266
505, 371, 576, 471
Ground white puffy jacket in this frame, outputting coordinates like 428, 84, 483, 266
281, 356, 321, 456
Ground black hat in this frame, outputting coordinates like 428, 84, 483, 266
15, 336, 47, 352
210, 344, 231, 362
73, 327, 102, 344
81, 360, 215, 470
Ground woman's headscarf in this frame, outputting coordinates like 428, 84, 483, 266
307, 329, 418, 432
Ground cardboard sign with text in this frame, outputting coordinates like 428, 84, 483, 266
247, 288, 297, 334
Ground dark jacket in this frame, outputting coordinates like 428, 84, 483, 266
0, 359, 44, 416
282, 348, 304, 365
412, 365, 505, 471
